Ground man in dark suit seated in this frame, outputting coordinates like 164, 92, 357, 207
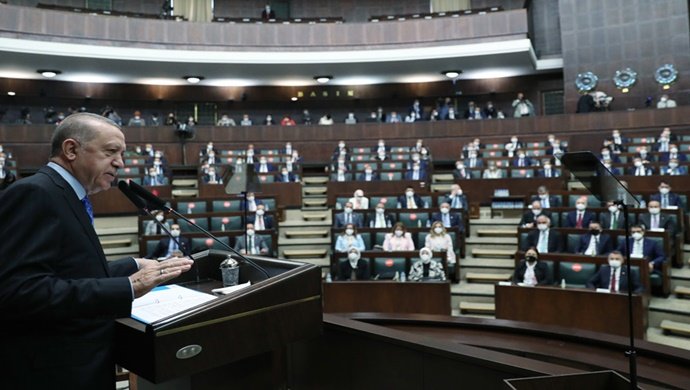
261, 3, 276, 20
357, 164, 379, 181
202, 166, 223, 184
334, 201, 364, 228
255, 157, 275, 173
143, 166, 169, 186
650, 181, 682, 208
404, 161, 428, 181
234, 223, 269, 255
512, 151, 533, 167
247, 204, 274, 230
638, 200, 675, 234
586, 251, 643, 293
274, 166, 297, 183
431, 202, 464, 232
523, 215, 563, 253
464, 151, 483, 169
600, 201, 625, 230
452, 160, 471, 180
148, 224, 192, 259
659, 144, 688, 163
564, 196, 596, 228
530, 185, 561, 209
512, 247, 552, 286
661, 158, 688, 176
519, 200, 551, 228
627, 157, 654, 176
617, 225, 666, 274
445, 184, 469, 210
240, 192, 264, 211
397, 186, 424, 209
367, 202, 396, 228
536, 160, 560, 178
337, 247, 371, 281
575, 220, 613, 256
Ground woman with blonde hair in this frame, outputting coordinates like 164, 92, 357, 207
425, 221, 456, 265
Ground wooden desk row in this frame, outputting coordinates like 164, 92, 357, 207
139, 231, 278, 258
329, 250, 454, 281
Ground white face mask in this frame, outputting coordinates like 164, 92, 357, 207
669, 163, 678, 168
405, 191, 414, 197
537, 223, 548, 231
247, 196, 254, 201
659, 187, 670, 194
601, 151, 610, 157
440, 207, 449, 214
608, 205, 618, 213
345, 228, 354, 236
648, 207, 660, 215
421, 254, 431, 263
376, 208, 384, 214
671, 148, 678, 154
456, 165, 464, 170
609, 259, 622, 269
632, 232, 643, 241
365, 170, 373, 175
344, 207, 352, 214
155, 215, 164, 222
394, 230, 403, 237
575, 203, 586, 211
348, 253, 359, 261
256, 209, 265, 216
170, 229, 180, 237
634, 161, 642, 167
434, 227, 443, 234
339, 143, 345, 148
532, 209, 542, 216
544, 165, 551, 170
247, 229, 255, 236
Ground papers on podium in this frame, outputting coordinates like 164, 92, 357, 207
131, 284, 217, 324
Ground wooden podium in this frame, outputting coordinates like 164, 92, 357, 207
115, 250, 322, 389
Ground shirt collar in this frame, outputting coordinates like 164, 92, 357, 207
47, 162, 87, 200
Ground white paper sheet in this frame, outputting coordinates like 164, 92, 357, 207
131, 284, 217, 324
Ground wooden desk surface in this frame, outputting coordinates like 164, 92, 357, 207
494, 284, 647, 339
322, 281, 451, 316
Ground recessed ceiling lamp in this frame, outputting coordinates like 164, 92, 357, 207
184, 76, 204, 84
314, 76, 333, 84
291, 96, 298, 101
37, 70, 62, 78
7, 91, 16, 96
442, 70, 462, 78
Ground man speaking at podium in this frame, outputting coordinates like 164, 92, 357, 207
0, 113, 194, 389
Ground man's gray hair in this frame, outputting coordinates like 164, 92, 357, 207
50, 113, 121, 157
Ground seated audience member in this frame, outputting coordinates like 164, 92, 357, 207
217, 114, 236, 126
144, 167, 169, 186
383, 223, 415, 251
607, 129, 627, 152
445, 184, 468, 210
635, 145, 654, 162
512, 247, 552, 286
431, 203, 464, 232
248, 204, 274, 230
617, 224, 665, 273
373, 139, 389, 154
255, 157, 275, 173
425, 222, 456, 266
337, 247, 370, 281
140, 143, 154, 157
263, 114, 275, 125
536, 160, 560, 178
602, 158, 622, 175
504, 135, 524, 157
280, 115, 296, 126
344, 112, 358, 124
199, 141, 218, 158
600, 201, 625, 230
483, 101, 498, 118
512, 150, 533, 167
576, 220, 613, 256
203, 150, 219, 165
463, 101, 477, 119
387, 111, 402, 123
523, 215, 563, 253
283, 142, 294, 156
127, 110, 146, 127
287, 151, 302, 170
512, 92, 535, 117
332, 140, 350, 160
467, 106, 483, 120
261, 3, 276, 20
657, 94, 677, 109
274, 166, 297, 182
349, 189, 369, 210
452, 160, 471, 180
240, 114, 252, 126
586, 251, 643, 293
519, 200, 550, 228
639, 201, 675, 233
335, 223, 367, 253
407, 151, 427, 170
144, 210, 171, 236
627, 157, 654, 176
409, 247, 446, 281
482, 162, 503, 179
150, 112, 160, 126
410, 139, 425, 154
334, 202, 364, 228
368, 203, 396, 228
318, 114, 334, 125
546, 139, 567, 157
465, 150, 483, 168
357, 164, 379, 181
301, 109, 312, 125
409, 100, 423, 122
0, 156, 16, 190
165, 112, 178, 126
148, 224, 191, 259
373, 149, 389, 162
240, 192, 264, 211
661, 158, 687, 175
659, 144, 688, 163
530, 186, 561, 209
202, 166, 222, 184
602, 138, 620, 155
599, 147, 620, 163
650, 181, 682, 208
234, 224, 270, 255
404, 161, 428, 181
654, 130, 672, 152
428, 109, 440, 121
565, 196, 596, 228
331, 154, 351, 172
333, 167, 350, 182
397, 186, 424, 209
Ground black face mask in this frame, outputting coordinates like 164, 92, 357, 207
525, 256, 537, 263
590, 229, 601, 236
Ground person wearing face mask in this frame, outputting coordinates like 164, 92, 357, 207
144, 167, 168, 186
600, 201, 625, 230
335, 223, 366, 253
536, 160, 560, 178
606, 129, 628, 152
512, 150, 533, 167
546, 139, 568, 156
148, 224, 191, 259
255, 156, 275, 173
244, 144, 256, 164
601, 158, 622, 175
617, 225, 666, 273
404, 161, 428, 181
234, 223, 269, 255
445, 184, 469, 210
425, 222, 456, 265
529, 185, 561, 209
634, 146, 654, 163
274, 166, 297, 183
240, 192, 264, 212
261, 3, 276, 20
144, 210, 171, 235
410, 138, 425, 154
575, 220, 613, 256
661, 158, 687, 176
656, 94, 677, 109
357, 164, 379, 182
512, 247, 551, 286
409, 247, 446, 281
483, 101, 498, 118
203, 167, 223, 184
127, 110, 146, 127
639, 201, 675, 233
504, 136, 524, 157
337, 247, 370, 281
482, 162, 503, 179
372, 139, 389, 154
523, 215, 563, 253
627, 157, 654, 176
650, 182, 682, 207
586, 251, 643, 293
431, 202, 464, 232
383, 223, 415, 251
599, 147, 620, 164
397, 186, 423, 209
368, 202, 396, 228
248, 204, 274, 230
519, 200, 551, 228
348, 189, 369, 210
565, 196, 596, 229
332, 140, 350, 161
452, 160, 471, 180
659, 143, 688, 163
334, 202, 364, 228
199, 141, 218, 157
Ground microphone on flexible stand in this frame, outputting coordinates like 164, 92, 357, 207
127, 180, 271, 280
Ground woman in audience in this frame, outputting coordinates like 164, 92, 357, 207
425, 221, 456, 266
512, 247, 552, 286
382, 222, 415, 251
144, 210, 171, 236
409, 247, 446, 281
337, 247, 370, 281
335, 223, 366, 253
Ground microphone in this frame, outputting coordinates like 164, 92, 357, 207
126, 181, 270, 279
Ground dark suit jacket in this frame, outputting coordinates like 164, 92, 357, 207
0, 167, 16, 190
234, 234, 269, 254
0, 166, 138, 389
518, 210, 551, 227
240, 198, 265, 211
659, 152, 688, 163
334, 212, 364, 228
431, 212, 465, 232
617, 238, 666, 270
445, 194, 469, 210
575, 233, 613, 255
465, 158, 484, 168
512, 156, 533, 167
600, 211, 626, 230
650, 192, 681, 207
626, 166, 655, 176
512, 260, 552, 285
149, 236, 192, 259
404, 169, 428, 181
247, 214, 275, 230
452, 168, 470, 180
638, 213, 675, 234
357, 172, 380, 181
529, 195, 561, 208
564, 210, 596, 228
274, 172, 297, 182
366, 212, 396, 227
586, 265, 643, 293
536, 168, 560, 178
524, 229, 564, 253
337, 260, 371, 281
397, 194, 424, 209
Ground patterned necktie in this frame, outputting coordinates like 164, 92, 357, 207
81, 196, 94, 225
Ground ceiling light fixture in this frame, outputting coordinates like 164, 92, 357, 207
37, 70, 62, 78
314, 76, 332, 84
184, 76, 204, 84
7, 91, 16, 96
442, 70, 462, 78
291, 96, 298, 101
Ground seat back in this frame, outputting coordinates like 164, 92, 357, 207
178, 201, 207, 214
558, 262, 597, 287
371, 196, 396, 209
191, 236, 231, 252
177, 217, 209, 233
258, 174, 275, 183
511, 168, 534, 178
212, 199, 241, 212
373, 257, 406, 279
210, 216, 242, 231
359, 232, 372, 250
398, 212, 429, 228
566, 233, 583, 253
380, 171, 402, 181
380, 162, 404, 171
